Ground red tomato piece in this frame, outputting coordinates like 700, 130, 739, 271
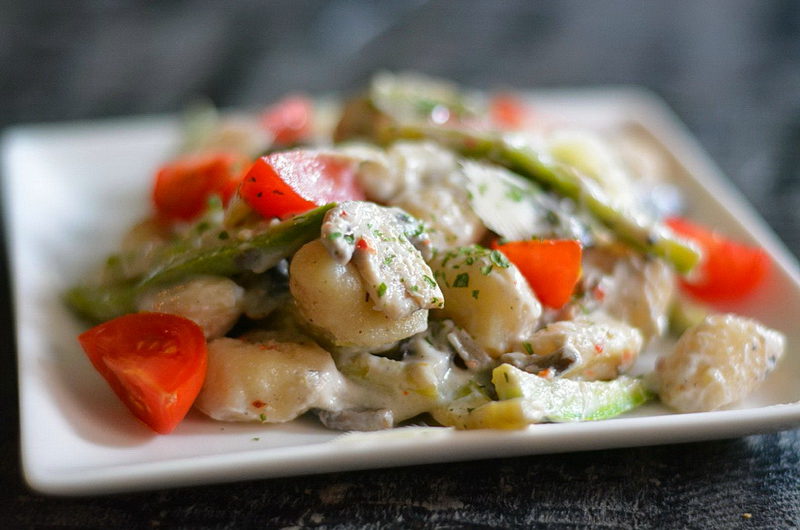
152, 153, 243, 222
78, 313, 208, 434
493, 240, 583, 308
261, 95, 313, 146
665, 217, 770, 302
490, 93, 530, 130
239, 150, 365, 219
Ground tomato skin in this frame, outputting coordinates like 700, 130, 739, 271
665, 217, 770, 302
493, 239, 582, 309
490, 93, 529, 130
261, 95, 313, 146
78, 313, 208, 434
239, 151, 365, 219
152, 153, 244, 222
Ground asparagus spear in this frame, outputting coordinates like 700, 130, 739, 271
379, 124, 700, 274
66, 203, 334, 323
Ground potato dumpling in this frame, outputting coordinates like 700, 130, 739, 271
390, 184, 486, 249
195, 335, 344, 423
290, 240, 428, 348
108, 217, 170, 281
524, 315, 643, 380
430, 246, 541, 356
655, 313, 785, 412
137, 275, 244, 339
581, 246, 675, 342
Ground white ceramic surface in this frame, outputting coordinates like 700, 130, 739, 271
4, 89, 800, 496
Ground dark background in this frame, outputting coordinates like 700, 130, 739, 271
2, 1, 799, 527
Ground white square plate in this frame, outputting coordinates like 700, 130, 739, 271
5, 89, 800, 495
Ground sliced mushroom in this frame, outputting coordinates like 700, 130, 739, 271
315, 408, 394, 431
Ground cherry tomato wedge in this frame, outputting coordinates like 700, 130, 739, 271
493, 239, 582, 309
239, 150, 365, 219
665, 217, 770, 302
261, 95, 313, 146
152, 152, 244, 222
78, 313, 208, 434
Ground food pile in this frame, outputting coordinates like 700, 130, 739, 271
68, 73, 783, 434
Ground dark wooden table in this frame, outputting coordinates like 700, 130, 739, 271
2, 2, 799, 528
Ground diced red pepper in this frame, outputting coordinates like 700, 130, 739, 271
239, 150, 365, 219
666, 217, 770, 302
493, 239, 582, 308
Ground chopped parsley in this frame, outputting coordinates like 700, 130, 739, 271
523, 342, 534, 355
377, 282, 388, 297
505, 185, 525, 202
259, 413, 267, 422
384, 254, 396, 265
481, 264, 493, 276
405, 223, 425, 238
453, 272, 470, 288
490, 250, 510, 268
423, 275, 437, 287
372, 228, 393, 241
218, 230, 230, 240
471, 289, 480, 299
327, 231, 343, 240
343, 234, 355, 244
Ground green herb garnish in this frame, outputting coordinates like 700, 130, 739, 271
490, 250, 510, 268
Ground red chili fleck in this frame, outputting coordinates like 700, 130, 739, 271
356, 237, 371, 251
537, 368, 552, 378
402, 390, 409, 396
252, 400, 266, 409
593, 285, 605, 301
594, 343, 604, 354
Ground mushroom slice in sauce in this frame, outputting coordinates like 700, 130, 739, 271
315, 408, 394, 431
501, 316, 643, 381
321, 201, 442, 319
